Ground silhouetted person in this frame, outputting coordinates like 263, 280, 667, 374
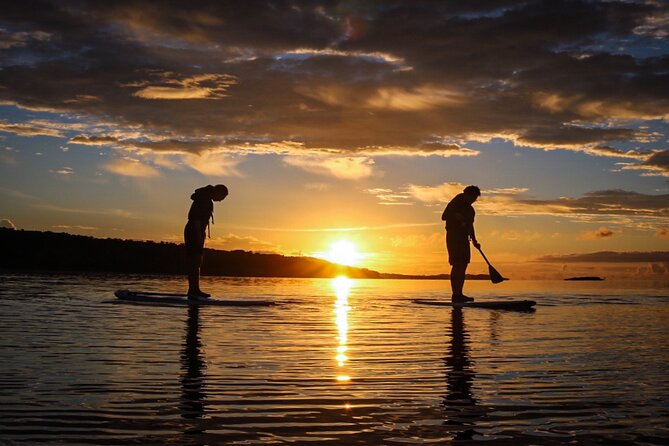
442, 185, 481, 302
184, 184, 228, 298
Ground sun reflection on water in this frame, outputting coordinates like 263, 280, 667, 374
333, 276, 352, 382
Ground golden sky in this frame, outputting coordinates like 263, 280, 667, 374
1, 1, 668, 278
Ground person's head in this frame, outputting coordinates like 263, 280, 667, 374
463, 185, 481, 204
211, 184, 228, 201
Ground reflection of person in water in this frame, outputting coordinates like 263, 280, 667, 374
442, 308, 479, 440
180, 305, 206, 424
184, 184, 228, 299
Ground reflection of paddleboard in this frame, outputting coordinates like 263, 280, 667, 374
412, 299, 535, 311
114, 290, 275, 306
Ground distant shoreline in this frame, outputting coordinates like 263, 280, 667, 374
0, 228, 492, 280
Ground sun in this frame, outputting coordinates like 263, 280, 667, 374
324, 240, 362, 266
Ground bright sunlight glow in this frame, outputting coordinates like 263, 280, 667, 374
324, 240, 362, 266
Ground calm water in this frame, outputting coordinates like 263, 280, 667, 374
1, 273, 668, 445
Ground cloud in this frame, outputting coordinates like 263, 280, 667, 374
408, 182, 468, 203
408, 183, 669, 220
33, 203, 139, 219
127, 72, 237, 100
50, 166, 74, 176
637, 149, 669, 177
537, 251, 669, 263
0, 120, 64, 137
1, 218, 17, 229
633, 9, 669, 38
516, 126, 648, 150
365, 187, 413, 205
206, 233, 279, 253
182, 151, 241, 176
390, 232, 443, 248
103, 158, 160, 177
657, 228, 669, 239
353, 142, 479, 158
52, 224, 97, 231
407, 182, 527, 204
0, 28, 51, 49
489, 229, 542, 242
579, 226, 616, 240
69, 135, 121, 146
284, 155, 374, 179
0, 0, 667, 167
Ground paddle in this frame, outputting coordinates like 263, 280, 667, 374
475, 245, 507, 283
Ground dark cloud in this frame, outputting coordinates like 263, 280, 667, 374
518, 126, 645, 148
0, 120, 63, 137
409, 183, 669, 225
594, 227, 614, 239
0, 0, 667, 163
643, 149, 669, 172
509, 189, 669, 219
537, 251, 669, 263
581, 226, 616, 240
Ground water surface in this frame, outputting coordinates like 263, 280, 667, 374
1, 273, 668, 445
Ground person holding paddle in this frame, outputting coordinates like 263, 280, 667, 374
442, 185, 481, 303
184, 184, 228, 299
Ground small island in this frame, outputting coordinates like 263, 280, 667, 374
564, 276, 605, 281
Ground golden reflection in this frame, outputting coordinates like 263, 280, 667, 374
333, 276, 352, 382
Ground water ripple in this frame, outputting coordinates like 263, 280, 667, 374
1, 273, 668, 445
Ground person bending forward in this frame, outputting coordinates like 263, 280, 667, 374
184, 184, 228, 299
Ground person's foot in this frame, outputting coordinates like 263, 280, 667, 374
452, 294, 475, 303
187, 290, 211, 299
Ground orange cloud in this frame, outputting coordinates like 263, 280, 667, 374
128, 73, 237, 100
578, 226, 616, 240
284, 155, 375, 179
103, 158, 159, 177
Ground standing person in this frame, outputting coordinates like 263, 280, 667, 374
184, 184, 228, 299
441, 185, 481, 303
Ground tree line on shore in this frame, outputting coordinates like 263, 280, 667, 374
0, 228, 493, 280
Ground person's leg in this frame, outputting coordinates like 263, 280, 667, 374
451, 262, 466, 299
187, 253, 202, 295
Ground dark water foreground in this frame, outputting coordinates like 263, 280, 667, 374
1, 273, 668, 445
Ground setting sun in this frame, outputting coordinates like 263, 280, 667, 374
323, 240, 363, 266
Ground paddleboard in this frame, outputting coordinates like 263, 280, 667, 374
412, 299, 535, 310
114, 290, 275, 306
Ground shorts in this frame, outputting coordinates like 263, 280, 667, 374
446, 232, 470, 266
184, 220, 205, 256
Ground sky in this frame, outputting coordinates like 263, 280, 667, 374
1, 0, 668, 279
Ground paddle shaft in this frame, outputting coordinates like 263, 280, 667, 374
475, 245, 493, 267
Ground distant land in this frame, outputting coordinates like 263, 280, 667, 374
0, 228, 492, 280
564, 276, 605, 281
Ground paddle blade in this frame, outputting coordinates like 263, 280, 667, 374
489, 265, 507, 284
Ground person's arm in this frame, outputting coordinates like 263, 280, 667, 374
192, 219, 206, 246
469, 223, 480, 249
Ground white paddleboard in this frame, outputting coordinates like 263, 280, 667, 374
114, 290, 275, 306
413, 298, 535, 310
